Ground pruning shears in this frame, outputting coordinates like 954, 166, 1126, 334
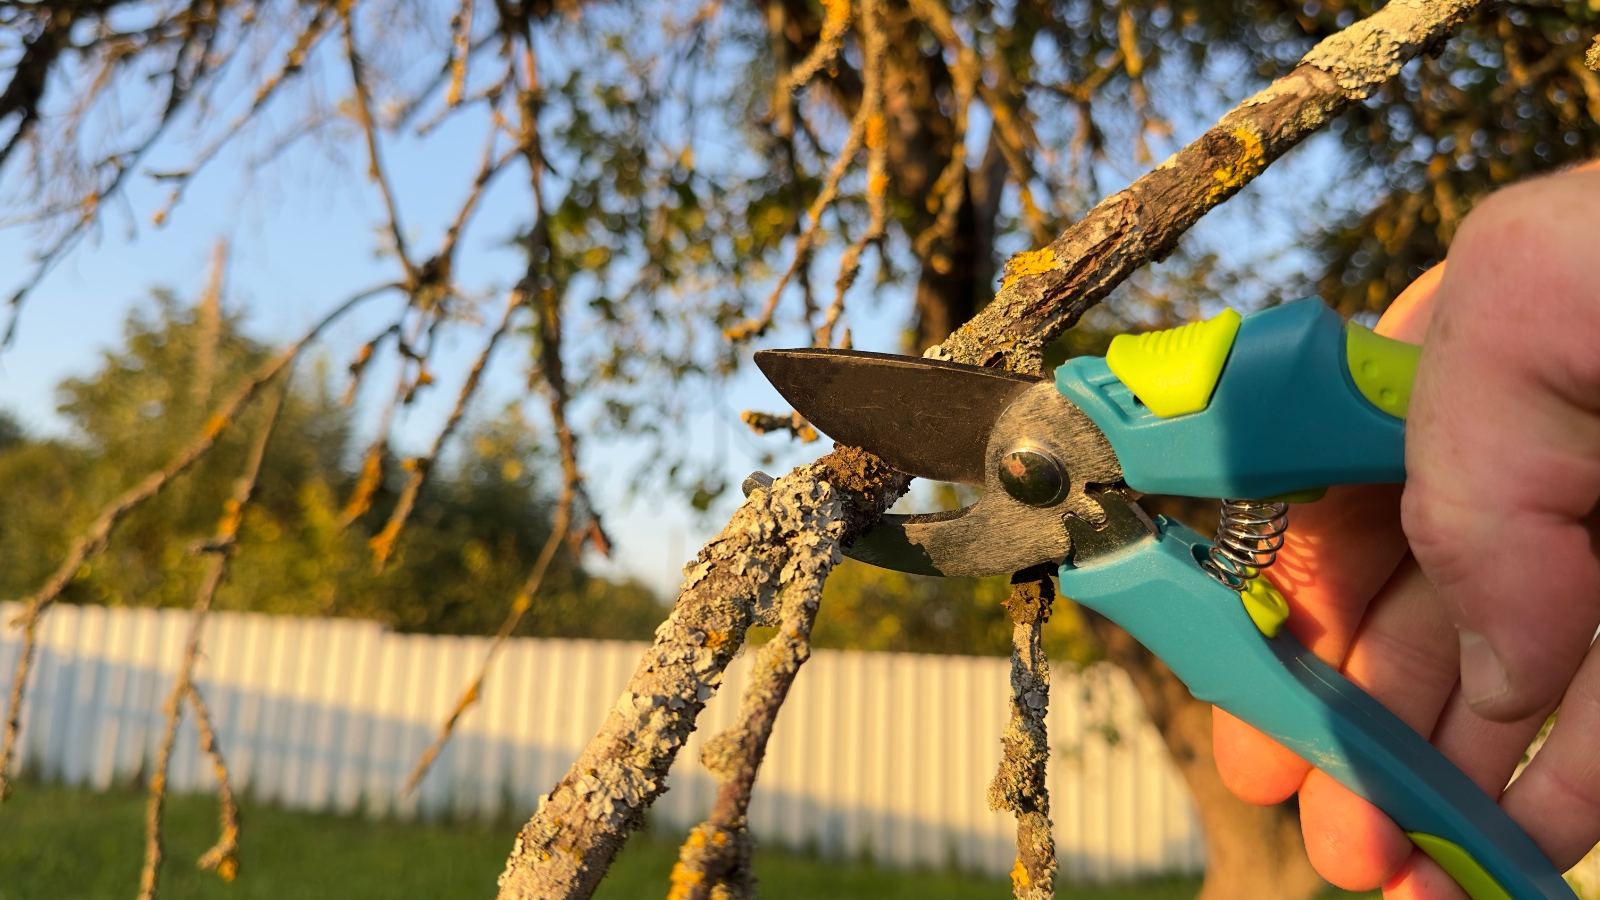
755, 297, 1574, 900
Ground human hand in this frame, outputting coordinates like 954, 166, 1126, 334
1213, 162, 1600, 899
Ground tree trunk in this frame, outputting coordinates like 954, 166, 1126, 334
1086, 611, 1324, 900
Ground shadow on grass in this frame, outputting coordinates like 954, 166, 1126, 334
0, 781, 1375, 899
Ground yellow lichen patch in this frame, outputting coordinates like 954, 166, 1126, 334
702, 629, 731, 650
999, 247, 1059, 291
1205, 127, 1266, 203
866, 114, 887, 150
203, 414, 230, 440
1011, 857, 1031, 889
666, 861, 705, 900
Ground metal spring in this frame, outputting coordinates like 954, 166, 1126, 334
1203, 498, 1289, 590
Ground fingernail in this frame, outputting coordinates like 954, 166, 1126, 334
1458, 628, 1509, 707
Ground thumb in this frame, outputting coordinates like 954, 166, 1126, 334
1401, 169, 1600, 721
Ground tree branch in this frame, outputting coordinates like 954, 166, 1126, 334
369, 292, 523, 570
495, 449, 909, 900
933, 0, 1488, 373
664, 472, 835, 900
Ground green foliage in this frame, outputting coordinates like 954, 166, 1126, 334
0, 294, 665, 640
808, 558, 1102, 665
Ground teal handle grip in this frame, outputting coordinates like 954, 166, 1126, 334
1056, 298, 1408, 499
1057, 518, 1575, 900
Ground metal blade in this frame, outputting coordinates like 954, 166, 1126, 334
753, 348, 1041, 486
846, 502, 1071, 577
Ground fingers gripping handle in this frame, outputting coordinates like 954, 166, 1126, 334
1057, 518, 1575, 900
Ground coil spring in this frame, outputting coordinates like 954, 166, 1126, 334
1202, 498, 1289, 590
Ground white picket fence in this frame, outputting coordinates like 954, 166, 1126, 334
4, 603, 1596, 893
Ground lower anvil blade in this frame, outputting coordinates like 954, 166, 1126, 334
845, 502, 1072, 578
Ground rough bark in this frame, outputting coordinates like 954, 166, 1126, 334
495, 449, 909, 900
989, 568, 1058, 900
1085, 612, 1323, 900
663, 472, 837, 900
933, 0, 1489, 372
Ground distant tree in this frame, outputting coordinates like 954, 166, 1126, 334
0, 293, 664, 639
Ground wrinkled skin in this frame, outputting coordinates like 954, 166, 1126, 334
1214, 161, 1600, 899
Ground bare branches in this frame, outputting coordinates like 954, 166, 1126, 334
816, 0, 886, 349
725, 111, 868, 343
739, 410, 817, 443
150, 0, 340, 226
777, 0, 850, 94
934, 0, 1491, 373
369, 292, 524, 570
496, 449, 909, 900
138, 370, 290, 900
989, 568, 1057, 900
343, 8, 416, 284
0, 282, 391, 800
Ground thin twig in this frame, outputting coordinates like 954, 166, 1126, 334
725, 109, 868, 343
138, 371, 290, 900
369, 292, 524, 570
343, 9, 417, 284
402, 503, 570, 795
150, 1, 340, 226
0, 282, 393, 800
906, 0, 980, 270
447, 0, 477, 106
989, 568, 1057, 900
777, 0, 850, 94
738, 410, 817, 443
815, 0, 886, 348
187, 683, 241, 881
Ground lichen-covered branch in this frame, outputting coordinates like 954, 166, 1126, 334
139, 372, 289, 900
0, 283, 388, 800
933, 0, 1488, 373
739, 410, 818, 443
989, 568, 1057, 900
495, 448, 908, 900
663, 472, 835, 900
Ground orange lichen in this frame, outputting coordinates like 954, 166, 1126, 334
1000, 247, 1059, 291
1206, 127, 1265, 202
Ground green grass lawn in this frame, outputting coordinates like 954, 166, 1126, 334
0, 781, 1376, 899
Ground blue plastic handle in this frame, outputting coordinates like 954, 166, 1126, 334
1056, 297, 1406, 499
1057, 519, 1575, 900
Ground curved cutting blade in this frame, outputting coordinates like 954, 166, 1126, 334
753, 348, 1041, 486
